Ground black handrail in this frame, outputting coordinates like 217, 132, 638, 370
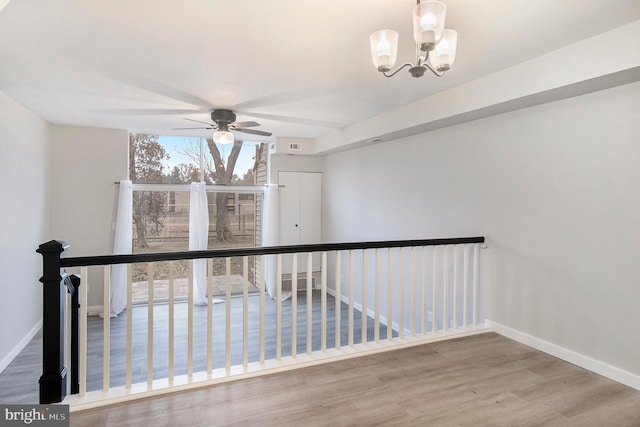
60, 236, 485, 268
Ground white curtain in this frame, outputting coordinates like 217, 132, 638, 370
262, 184, 290, 300
111, 180, 132, 316
190, 182, 209, 305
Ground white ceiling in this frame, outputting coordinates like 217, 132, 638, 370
1, 0, 639, 142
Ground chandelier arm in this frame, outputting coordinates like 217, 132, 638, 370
423, 60, 445, 77
382, 62, 414, 78
416, 42, 427, 66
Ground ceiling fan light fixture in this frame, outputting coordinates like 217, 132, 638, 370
213, 129, 234, 144
175, 109, 272, 140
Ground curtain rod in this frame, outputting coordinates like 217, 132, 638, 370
113, 182, 285, 192
114, 181, 285, 187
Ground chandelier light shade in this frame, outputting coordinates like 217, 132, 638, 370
412, 0, 446, 51
370, 0, 457, 78
428, 29, 457, 71
213, 129, 234, 144
370, 30, 399, 72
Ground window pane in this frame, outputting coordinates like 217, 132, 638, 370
131, 189, 262, 303
129, 133, 261, 185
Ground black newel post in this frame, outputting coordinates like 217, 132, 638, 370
69, 274, 81, 395
36, 240, 70, 404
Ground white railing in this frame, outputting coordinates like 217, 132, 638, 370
38, 237, 488, 409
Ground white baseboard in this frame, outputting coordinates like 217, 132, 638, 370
326, 288, 411, 335
0, 319, 42, 374
87, 305, 104, 316
488, 320, 640, 391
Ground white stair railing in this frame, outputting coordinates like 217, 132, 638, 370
39, 237, 487, 409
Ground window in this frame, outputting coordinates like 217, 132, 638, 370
128, 133, 267, 303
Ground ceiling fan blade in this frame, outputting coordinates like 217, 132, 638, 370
234, 128, 272, 137
172, 127, 215, 130
94, 108, 207, 115
106, 71, 214, 108
234, 87, 328, 110
232, 121, 260, 128
184, 117, 217, 126
241, 111, 340, 128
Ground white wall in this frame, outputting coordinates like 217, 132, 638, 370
50, 125, 128, 307
323, 81, 640, 377
0, 91, 49, 371
269, 153, 324, 184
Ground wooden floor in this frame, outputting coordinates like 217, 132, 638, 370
0, 328, 42, 404
3, 297, 640, 426
67, 332, 640, 426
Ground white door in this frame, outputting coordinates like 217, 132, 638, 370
278, 172, 321, 245
278, 172, 322, 279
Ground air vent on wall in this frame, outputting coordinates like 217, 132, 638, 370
289, 143, 302, 152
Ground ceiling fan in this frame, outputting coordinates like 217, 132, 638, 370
174, 109, 272, 144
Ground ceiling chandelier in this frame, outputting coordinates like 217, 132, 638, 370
370, 0, 457, 78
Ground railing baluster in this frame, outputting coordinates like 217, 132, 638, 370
68, 275, 79, 396
334, 251, 341, 350
126, 264, 133, 389
473, 243, 479, 326
321, 252, 327, 351
453, 245, 459, 329
225, 258, 231, 373
422, 247, 428, 334
188, 260, 194, 379
443, 246, 449, 332
348, 250, 354, 347
399, 248, 405, 338
168, 262, 175, 385
374, 248, 380, 343
207, 259, 213, 378
64, 284, 70, 396
69, 274, 80, 396
463, 245, 469, 327
103, 266, 110, 393
411, 247, 417, 336
147, 263, 154, 387
260, 255, 266, 364
387, 248, 393, 340
79, 267, 88, 397
276, 254, 282, 361
432, 246, 438, 333
242, 256, 249, 369
291, 253, 298, 358
361, 249, 368, 344
306, 252, 313, 355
